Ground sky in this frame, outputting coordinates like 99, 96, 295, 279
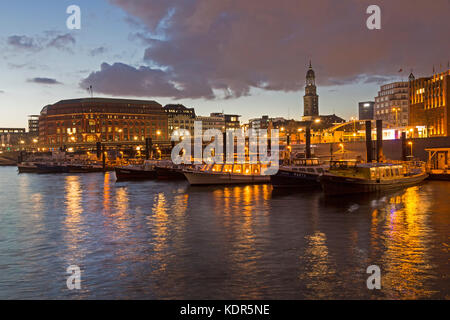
0, 0, 449, 128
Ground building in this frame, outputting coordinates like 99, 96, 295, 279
210, 113, 241, 129
409, 69, 450, 137
164, 104, 196, 136
196, 114, 225, 132
28, 115, 40, 135
374, 82, 409, 127
0, 128, 28, 150
302, 61, 319, 121
0, 128, 26, 134
358, 101, 374, 120
249, 115, 270, 129
38, 98, 168, 148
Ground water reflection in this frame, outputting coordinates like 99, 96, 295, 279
63, 175, 85, 266
0, 166, 448, 299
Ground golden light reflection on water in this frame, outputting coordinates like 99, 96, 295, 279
372, 186, 436, 299
211, 185, 272, 299
300, 231, 336, 299
63, 175, 85, 264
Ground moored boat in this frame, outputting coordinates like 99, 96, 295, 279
114, 160, 158, 181
320, 160, 428, 195
183, 163, 271, 185
270, 158, 326, 188
35, 163, 70, 174
155, 162, 186, 180
18, 162, 40, 173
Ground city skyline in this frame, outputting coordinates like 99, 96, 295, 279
1, 0, 449, 128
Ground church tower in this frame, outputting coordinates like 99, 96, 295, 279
303, 61, 319, 120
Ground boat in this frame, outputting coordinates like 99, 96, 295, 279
35, 163, 70, 174
18, 162, 40, 173
114, 160, 158, 181
155, 161, 186, 180
67, 163, 104, 173
270, 158, 327, 188
319, 160, 428, 195
426, 147, 450, 181
183, 163, 271, 185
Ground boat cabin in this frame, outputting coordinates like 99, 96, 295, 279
329, 160, 407, 181
199, 163, 269, 175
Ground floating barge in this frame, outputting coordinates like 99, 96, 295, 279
320, 160, 428, 195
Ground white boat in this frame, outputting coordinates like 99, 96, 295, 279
183, 163, 271, 185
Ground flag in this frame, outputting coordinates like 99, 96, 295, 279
398, 68, 403, 72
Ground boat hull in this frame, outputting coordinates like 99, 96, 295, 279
114, 167, 157, 181
18, 165, 39, 173
156, 166, 186, 180
35, 164, 70, 174
320, 172, 429, 195
184, 171, 270, 185
270, 169, 321, 188
427, 173, 450, 181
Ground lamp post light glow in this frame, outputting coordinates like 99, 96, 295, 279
408, 141, 413, 156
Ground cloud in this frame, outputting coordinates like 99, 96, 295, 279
7, 35, 40, 51
80, 62, 187, 98
7, 32, 76, 52
89, 46, 108, 56
101, 0, 449, 99
28, 77, 62, 85
47, 33, 76, 51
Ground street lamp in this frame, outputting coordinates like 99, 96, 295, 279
408, 141, 413, 157
392, 107, 401, 127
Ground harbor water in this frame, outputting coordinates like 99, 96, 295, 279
0, 166, 448, 299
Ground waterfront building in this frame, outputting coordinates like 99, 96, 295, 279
409, 69, 450, 137
38, 98, 168, 148
196, 113, 241, 132
358, 101, 374, 120
28, 115, 40, 134
302, 61, 319, 121
0, 128, 26, 134
374, 82, 409, 127
196, 114, 225, 132
210, 113, 241, 129
249, 115, 270, 129
164, 104, 196, 136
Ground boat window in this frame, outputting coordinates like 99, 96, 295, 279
251, 165, 260, 174
299, 168, 306, 172
223, 164, 232, 173
385, 168, 391, 177
212, 164, 223, 172
307, 168, 315, 173
233, 165, 242, 173
370, 168, 376, 179
316, 168, 324, 174
394, 168, 400, 176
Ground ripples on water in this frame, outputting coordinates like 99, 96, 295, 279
0, 167, 448, 299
